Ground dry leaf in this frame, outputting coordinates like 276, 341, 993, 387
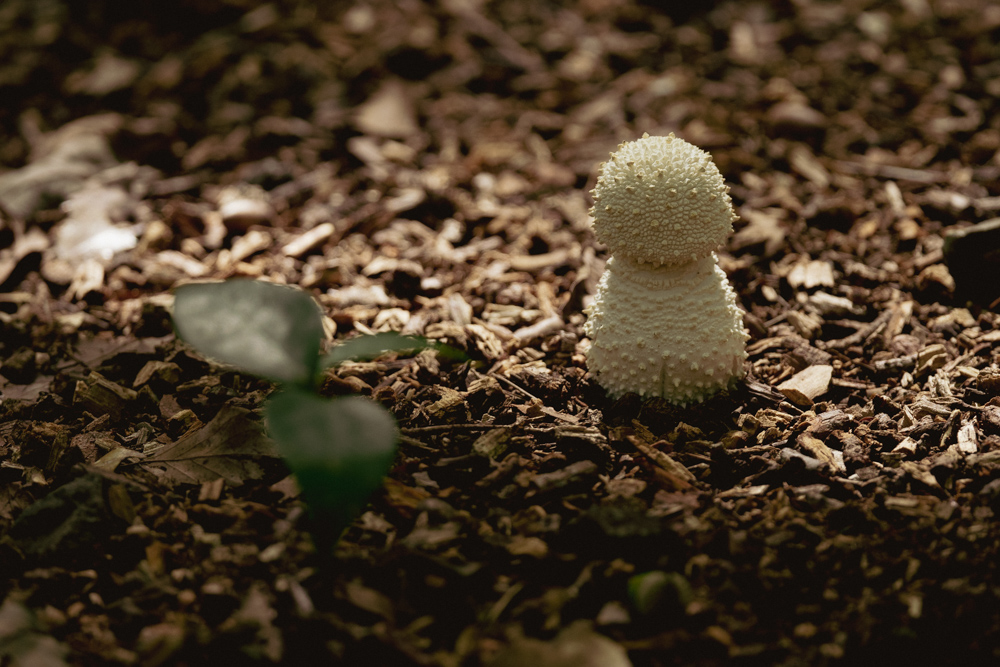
143, 405, 280, 486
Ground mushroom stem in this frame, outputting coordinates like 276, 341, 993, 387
584, 254, 747, 403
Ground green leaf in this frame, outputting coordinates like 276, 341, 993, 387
320, 331, 429, 368
173, 280, 324, 386
627, 571, 693, 615
265, 388, 398, 531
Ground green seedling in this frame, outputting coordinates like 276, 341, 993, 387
627, 570, 693, 615
172, 278, 431, 547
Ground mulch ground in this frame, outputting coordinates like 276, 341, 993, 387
3, 0, 1000, 665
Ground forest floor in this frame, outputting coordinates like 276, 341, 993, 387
3, 0, 1000, 665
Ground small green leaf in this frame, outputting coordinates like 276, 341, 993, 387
173, 280, 324, 386
627, 571, 693, 615
321, 331, 428, 368
265, 388, 398, 530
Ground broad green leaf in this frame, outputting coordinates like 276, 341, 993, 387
320, 331, 428, 368
173, 280, 324, 386
320, 331, 466, 370
265, 388, 398, 530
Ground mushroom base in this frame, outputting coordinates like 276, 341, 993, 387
584, 254, 749, 404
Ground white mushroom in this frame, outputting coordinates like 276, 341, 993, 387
584, 133, 749, 404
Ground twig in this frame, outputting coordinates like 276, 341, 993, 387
401, 424, 493, 434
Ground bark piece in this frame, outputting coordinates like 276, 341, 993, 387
0, 347, 37, 384
981, 406, 1000, 435
777, 365, 833, 406
133, 361, 181, 389
977, 368, 1000, 397
796, 433, 847, 473
352, 79, 418, 138
786, 310, 823, 339
426, 386, 470, 422
472, 428, 511, 459
767, 100, 827, 132
629, 436, 696, 485
787, 259, 835, 289
73, 371, 138, 421
943, 217, 1000, 307
891, 436, 918, 458
531, 460, 599, 492
281, 223, 334, 258
956, 420, 978, 454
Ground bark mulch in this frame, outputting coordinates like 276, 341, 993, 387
2, 0, 1000, 665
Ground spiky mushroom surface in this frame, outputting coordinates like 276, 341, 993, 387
584, 255, 748, 403
590, 133, 737, 266
584, 133, 748, 403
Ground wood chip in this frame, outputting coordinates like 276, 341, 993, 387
796, 433, 847, 473
777, 365, 833, 406
786, 310, 823, 339
956, 420, 978, 454
629, 436, 696, 485
531, 460, 599, 492
73, 371, 138, 420
787, 259, 835, 289
472, 428, 511, 459
281, 223, 334, 257
891, 436, 919, 457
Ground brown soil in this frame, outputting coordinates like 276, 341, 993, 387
2, 0, 1000, 665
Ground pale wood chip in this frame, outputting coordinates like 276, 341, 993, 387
797, 433, 847, 473
777, 365, 833, 406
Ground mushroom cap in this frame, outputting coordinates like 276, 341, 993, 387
590, 133, 737, 266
